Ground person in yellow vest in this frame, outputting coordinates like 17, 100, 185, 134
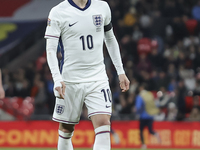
135, 83, 161, 149
0, 69, 5, 99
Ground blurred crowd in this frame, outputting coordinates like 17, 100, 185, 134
1, 0, 200, 121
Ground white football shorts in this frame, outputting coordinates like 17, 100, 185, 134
52, 80, 112, 124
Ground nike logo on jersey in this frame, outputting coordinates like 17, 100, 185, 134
69, 22, 78, 27
106, 105, 111, 108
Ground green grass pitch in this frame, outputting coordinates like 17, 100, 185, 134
0, 148, 194, 150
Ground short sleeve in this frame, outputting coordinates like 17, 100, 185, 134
104, 3, 112, 32
44, 8, 61, 39
104, 3, 111, 26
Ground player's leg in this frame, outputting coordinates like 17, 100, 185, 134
139, 119, 146, 149
139, 119, 145, 144
147, 119, 161, 143
147, 119, 155, 135
58, 123, 75, 150
52, 83, 85, 150
91, 114, 111, 150
84, 81, 112, 150
110, 128, 120, 144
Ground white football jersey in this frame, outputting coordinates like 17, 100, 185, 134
45, 0, 112, 83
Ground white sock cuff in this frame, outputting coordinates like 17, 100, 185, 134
94, 125, 110, 135
58, 130, 73, 139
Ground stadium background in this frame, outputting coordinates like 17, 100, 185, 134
0, 0, 200, 149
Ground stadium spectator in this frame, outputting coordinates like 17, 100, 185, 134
0, 69, 5, 99
166, 102, 178, 121
192, 0, 200, 21
193, 95, 200, 109
176, 79, 187, 120
188, 106, 200, 121
31, 74, 48, 116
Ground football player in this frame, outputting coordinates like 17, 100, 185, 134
45, 0, 130, 149
135, 83, 161, 149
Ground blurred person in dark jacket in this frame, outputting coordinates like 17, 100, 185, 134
192, 0, 200, 21
176, 79, 187, 120
135, 83, 161, 149
31, 74, 48, 116
156, 71, 169, 90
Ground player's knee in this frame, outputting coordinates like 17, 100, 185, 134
59, 123, 75, 133
91, 114, 111, 128
103, 119, 111, 126
97, 118, 111, 127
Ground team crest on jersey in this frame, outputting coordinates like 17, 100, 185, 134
56, 104, 65, 115
47, 18, 51, 26
93, 15, 103, 27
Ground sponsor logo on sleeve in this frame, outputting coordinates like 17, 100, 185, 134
47, 18, 51, 26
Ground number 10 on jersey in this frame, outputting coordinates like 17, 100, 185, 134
80, 35, 93, 50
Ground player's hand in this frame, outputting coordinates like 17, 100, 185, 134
55, 82, 66, 99
0, 86, 5, 99
119, 74, 130, 92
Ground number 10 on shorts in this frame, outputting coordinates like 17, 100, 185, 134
101, 89, 112, 103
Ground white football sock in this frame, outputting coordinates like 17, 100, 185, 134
58, 130, 73, 150
93, 125, 111, 150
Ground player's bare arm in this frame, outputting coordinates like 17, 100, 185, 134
0, 69, 5, 99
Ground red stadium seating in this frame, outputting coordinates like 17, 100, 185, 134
0, 0, 31, 17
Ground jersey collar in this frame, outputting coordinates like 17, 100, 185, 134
68, 0, 91, 11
